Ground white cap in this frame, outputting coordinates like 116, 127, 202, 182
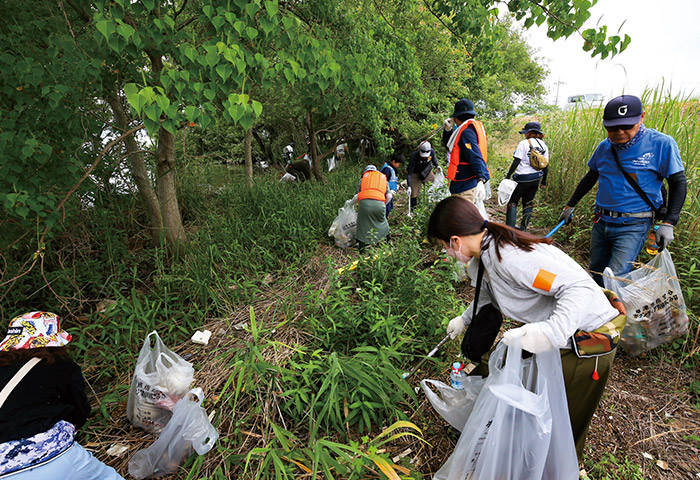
419, 142, 432, 157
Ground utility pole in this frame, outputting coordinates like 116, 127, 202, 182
554, 77, 566, 107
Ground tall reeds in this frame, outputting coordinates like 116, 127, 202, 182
542, 86, 700, 236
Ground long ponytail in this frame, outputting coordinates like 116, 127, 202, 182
428, 196, 552, 260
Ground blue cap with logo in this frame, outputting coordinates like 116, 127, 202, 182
603, 95, 643, 127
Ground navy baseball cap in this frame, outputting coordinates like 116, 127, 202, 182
603, 95, 643, 127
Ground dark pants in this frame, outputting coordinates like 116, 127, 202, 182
507, 179, 539, 228
287, 160, 312, 181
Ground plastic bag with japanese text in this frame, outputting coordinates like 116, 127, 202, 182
127, 331, 194, 434
129, 388, 219, 479
603, 249, 688, 356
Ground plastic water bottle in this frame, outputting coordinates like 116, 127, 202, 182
645, 225, 660, 255
450, 362, 466, 390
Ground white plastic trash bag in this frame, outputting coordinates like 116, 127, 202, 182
328, 199, 357, 248
127, 331, 195, 434
603, 249, 688, 356
497, 179, 517, 206
434, 335, 578, 480
421, 377, 485, 432
279, 172, 297, 183
483, 179, 492, 201
426, 171, 449, 203
128, 388, 219, 479
328, 155, 337, 172
475, 198, 489, 221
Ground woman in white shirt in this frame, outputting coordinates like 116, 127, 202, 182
429, 196, 625, 460
504, 121, 549, 230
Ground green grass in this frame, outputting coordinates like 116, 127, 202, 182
1, 103, 698, 478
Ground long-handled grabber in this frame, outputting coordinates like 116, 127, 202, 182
544, 213, 572, 238
401, 334, 452, 379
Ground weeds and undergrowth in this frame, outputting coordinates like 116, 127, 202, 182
583, 452, 645, 480
1, 89, 698, 479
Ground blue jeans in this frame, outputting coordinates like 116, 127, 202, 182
5, 443, 124, 480
589, 218, 652, 286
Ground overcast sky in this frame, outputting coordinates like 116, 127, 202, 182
519, 0, 700, 107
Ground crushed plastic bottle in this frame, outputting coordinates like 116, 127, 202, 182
645, 225, 660, 255
450, 362, 466, 390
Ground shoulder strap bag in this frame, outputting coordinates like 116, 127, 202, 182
611, 147, 667, 221
461, 260, 504, 363
0, 357, 42, 409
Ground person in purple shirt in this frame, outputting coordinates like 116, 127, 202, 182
558, 95, 687, 285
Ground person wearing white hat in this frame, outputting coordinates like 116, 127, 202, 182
406, 141, 440, 209
0, 312, 124, 479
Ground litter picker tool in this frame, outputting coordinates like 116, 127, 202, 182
416, 124, 444, 151
544, 214, 572, 238
401, 334, 452, 379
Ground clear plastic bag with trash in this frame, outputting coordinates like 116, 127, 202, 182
603, 249, 688, 356
328, 199, 357, 248
128, 388, 219, 479
421, 376, 485, 432
426, 171, 450, 203
434, 334, 578, 480
127, 331, 195, 434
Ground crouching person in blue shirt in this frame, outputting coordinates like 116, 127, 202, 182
381, 152, 404, 218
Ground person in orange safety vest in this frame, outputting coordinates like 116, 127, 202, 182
442, 98, 490, 204
350, 165, 392, 250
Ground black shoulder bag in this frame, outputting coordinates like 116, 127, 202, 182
461, 260, 504, 363
611, 147, 667, 221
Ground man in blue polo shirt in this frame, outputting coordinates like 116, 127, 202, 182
558, 95, 687, 286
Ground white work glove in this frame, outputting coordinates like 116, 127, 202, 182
502, 323, 554, 354
443, 118, 454, 132
474, 180, 486, 203
447, 315, 467, 340
437, 165, 443, 174
655, 223, 674, 251
385, 192, 393, 205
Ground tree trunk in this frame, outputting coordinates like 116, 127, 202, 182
107, 91, 164, 246
307, 110, 325, 181
156, 127, 187, 250
252, 128, 274, 164
244, 126, 253, 188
